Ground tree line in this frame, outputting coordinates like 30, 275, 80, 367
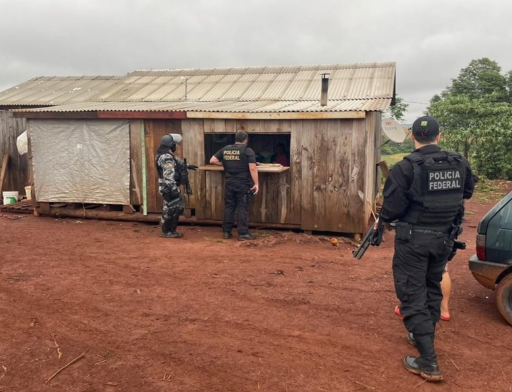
385, 58, 512, 180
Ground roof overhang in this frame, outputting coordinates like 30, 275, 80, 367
14, 110, 365, 120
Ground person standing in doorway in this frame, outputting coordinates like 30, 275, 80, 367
210, 131, 259, 240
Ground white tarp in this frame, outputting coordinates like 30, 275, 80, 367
30, 119, 130, 204
16, 130, 28, 155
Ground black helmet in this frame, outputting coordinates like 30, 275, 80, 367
160, 134, 176, 147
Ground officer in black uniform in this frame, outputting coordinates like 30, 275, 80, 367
378, 116, 474, 382
156, 133, 186, 238
209, 131, 259, 240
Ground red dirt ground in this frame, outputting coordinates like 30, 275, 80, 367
1, 183, 512, 392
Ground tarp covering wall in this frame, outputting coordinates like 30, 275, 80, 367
30, 119, 130, 204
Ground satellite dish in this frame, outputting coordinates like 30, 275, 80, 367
381, 118, 407, 143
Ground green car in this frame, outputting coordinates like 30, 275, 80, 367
469, 191, 512, 326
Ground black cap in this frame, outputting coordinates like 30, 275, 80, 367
411, 116, 440, 137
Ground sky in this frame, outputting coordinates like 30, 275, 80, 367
1, 0, 511, 123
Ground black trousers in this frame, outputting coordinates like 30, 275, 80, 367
223, 181, 251, 235
392, 229, 453, 335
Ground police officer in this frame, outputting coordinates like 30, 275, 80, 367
156, 133, 186, 238
209, 131, 259, 240
378, 116, 474, 382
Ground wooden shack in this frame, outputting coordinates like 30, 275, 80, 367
0, 76, 120, 197
12, 63, 396, 235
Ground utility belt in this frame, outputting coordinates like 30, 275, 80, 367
395, 222, 453, 242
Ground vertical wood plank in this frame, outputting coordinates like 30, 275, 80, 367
181, 119, 204, 211
288, 121, 302, 225
129, 120, 143, 206
0, 111, 28, 194
351, 118, 367, 233
299, 120, 316, 230
145, 120, 168, 213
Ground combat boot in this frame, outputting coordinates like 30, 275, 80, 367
161, 231, 183, 238
403, 334, 443, 382
239, 233, 256, 241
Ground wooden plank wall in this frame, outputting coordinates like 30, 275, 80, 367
129, 121, 143, 206
364, 112, 381, 224
145, 119, 204, 214
143, 117, 373, 234
197, 119, 299, 225
181, 119, 205, 213
0, 111, 29, 195
297, 119, 362, 233
145, 120, 173, 213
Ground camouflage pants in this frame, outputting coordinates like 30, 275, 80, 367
160, 192, 184, 233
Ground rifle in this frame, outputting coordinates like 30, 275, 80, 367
352, 218, 384, 260
179, 158, 198, 196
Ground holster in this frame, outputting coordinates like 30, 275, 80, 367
395, 222, 413, 242
243, 189, 255, 204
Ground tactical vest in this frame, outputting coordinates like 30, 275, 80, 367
222, 144, 249, 176
155, 153, 181, 182
402, 151, 466, 227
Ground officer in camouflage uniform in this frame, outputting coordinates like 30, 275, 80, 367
378, 116, 474, 382
156, 134, 186, 238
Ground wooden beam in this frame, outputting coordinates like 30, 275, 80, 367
12, 112, 98, 119
186, 111, 366, 120
97, 111, 187, 119
37, 207, 302, 229
123, 205, 135, 214
377, 160, 390, 179
0, 155, 8, 197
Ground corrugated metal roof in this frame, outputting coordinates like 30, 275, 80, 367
5, 62, 396, 114
0, 76, 121, 106
13, 98, 392, 113
87, 62, 395, 103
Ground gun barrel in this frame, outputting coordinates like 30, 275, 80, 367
352, 226, 376, 260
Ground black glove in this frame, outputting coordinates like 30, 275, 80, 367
370, 219, 385, 246
187, 164, 199, 171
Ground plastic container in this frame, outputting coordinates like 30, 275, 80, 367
3, 191, 19, 205
25, 186, 32, 200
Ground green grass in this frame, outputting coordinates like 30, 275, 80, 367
382, 153, 408, 168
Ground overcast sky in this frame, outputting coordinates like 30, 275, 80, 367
1, 0, 510, 123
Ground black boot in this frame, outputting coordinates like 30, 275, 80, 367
403, 334, 443, 382
407, 332, 417, 347
407, 324, 436, 348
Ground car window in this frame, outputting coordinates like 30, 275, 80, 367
486, 198, 512, 264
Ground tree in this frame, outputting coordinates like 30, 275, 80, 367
385, 96, 409, 122
428, 58, 512, 180
381, 96, 413, 156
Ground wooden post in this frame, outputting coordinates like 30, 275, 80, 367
0, 155, 8, 198
378, 160, 390, 179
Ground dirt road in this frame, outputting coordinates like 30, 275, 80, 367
1, 186, 511, 391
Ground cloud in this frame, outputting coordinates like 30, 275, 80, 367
1, 0, 511, 123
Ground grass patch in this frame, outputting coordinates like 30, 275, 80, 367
473, 180, 505, 203
382, 153, 408, 168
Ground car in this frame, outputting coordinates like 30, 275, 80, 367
469, 190, 512, 326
